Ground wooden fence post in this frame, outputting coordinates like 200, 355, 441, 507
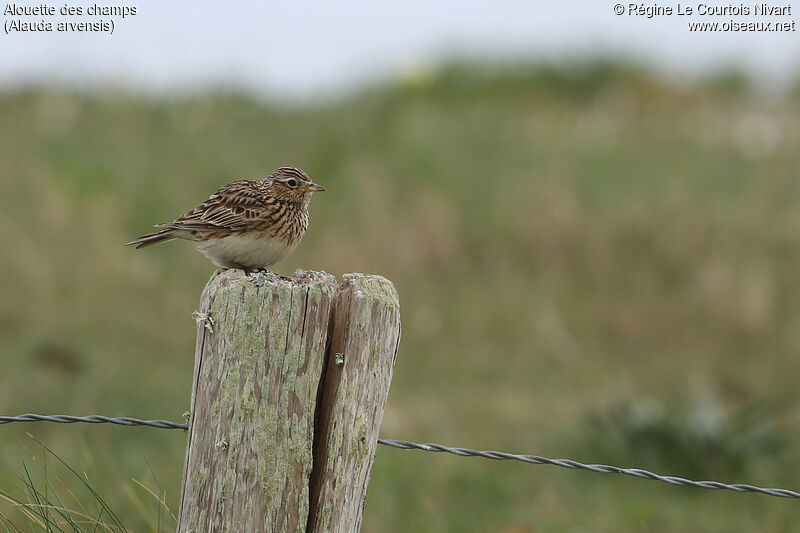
177, 269, 401, 533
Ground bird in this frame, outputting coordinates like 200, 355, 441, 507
125, 167, 325, 271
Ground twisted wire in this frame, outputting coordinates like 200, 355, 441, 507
377, 439, 800, 499
2, 414, 798, 499
0, 413, 188, 430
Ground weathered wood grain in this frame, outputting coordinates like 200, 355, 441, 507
177, 269, 337, 532
307, 274, 401, 533
177, 269, 401, 533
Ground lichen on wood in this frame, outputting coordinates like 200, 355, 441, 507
306, 274, 401, 533
177, 269, 401, 533
178, 269, 336, 532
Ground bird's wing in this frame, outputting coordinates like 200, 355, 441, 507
164, 180, 270, 231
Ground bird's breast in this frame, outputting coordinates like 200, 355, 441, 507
195, 232, 297, 269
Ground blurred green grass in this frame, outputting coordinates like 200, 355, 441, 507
1, 61, 799, 531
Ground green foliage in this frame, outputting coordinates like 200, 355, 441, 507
581, 394, 789, 479
0, 435, 172, 532
0, 61, 799, 531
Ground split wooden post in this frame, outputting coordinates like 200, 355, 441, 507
177, 269, 401, 533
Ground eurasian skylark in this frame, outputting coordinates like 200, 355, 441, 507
126, 167, 325, 270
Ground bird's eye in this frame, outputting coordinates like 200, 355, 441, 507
286, 179, 298, 187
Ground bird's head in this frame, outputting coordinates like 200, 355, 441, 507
267, 167, 325, 205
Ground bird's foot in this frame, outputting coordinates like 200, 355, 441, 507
228, 262, 256, 275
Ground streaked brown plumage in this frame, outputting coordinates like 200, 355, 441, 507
126, 167, 324, 270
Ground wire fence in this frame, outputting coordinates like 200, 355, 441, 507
1, 413, 798, 500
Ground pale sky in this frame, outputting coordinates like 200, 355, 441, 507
1, 1, 798, 99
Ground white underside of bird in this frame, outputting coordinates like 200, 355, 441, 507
196, 233, 297, 269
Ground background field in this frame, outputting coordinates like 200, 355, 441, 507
1, 63, 799, 531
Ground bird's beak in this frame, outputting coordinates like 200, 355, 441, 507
305, 182, 326, 192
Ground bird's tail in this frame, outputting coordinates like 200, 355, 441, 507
125, 228, 177, 249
